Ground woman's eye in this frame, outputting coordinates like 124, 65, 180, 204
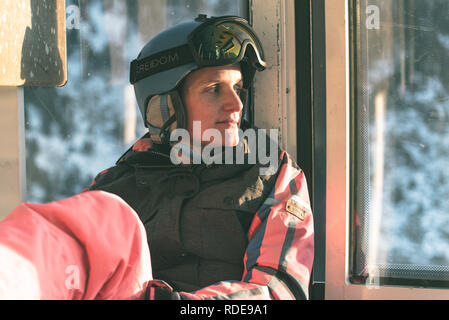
205, 84, 242, 95
206, 85, 219, 93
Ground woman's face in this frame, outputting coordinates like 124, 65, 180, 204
182, 65, 243, 147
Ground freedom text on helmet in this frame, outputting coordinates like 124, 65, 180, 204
136, 52, 180, 75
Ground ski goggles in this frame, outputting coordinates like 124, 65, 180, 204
130, 16, 266, 84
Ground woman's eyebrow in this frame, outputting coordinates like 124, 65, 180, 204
197, 77, 243, 87
198, 79, 220, 86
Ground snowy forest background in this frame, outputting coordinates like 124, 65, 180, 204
353, 0, 449, 279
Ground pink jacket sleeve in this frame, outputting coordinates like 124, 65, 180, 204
0, 191, 153, 300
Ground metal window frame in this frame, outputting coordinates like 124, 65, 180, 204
324, 0, 449, 299
308, 0, 327, 300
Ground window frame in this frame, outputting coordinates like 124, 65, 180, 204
324, 0, 449, 299
250, 0, 297, 159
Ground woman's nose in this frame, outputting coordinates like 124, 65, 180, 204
222, 87, 243, 113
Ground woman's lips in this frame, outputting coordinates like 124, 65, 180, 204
216, 120, 239, 127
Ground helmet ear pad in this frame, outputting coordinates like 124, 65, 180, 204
145, 90, 187, 144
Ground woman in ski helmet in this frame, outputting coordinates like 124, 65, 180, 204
89, 14, 314, 300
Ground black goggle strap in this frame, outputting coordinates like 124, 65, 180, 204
130, 44, 194, 84
130, 44, 262, 85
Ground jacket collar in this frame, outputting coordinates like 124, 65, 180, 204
116, 133, 173, 166
117, 130, 278, 171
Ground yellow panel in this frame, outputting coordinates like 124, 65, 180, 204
0, 0, 66, 87
0, 87, 23, 220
